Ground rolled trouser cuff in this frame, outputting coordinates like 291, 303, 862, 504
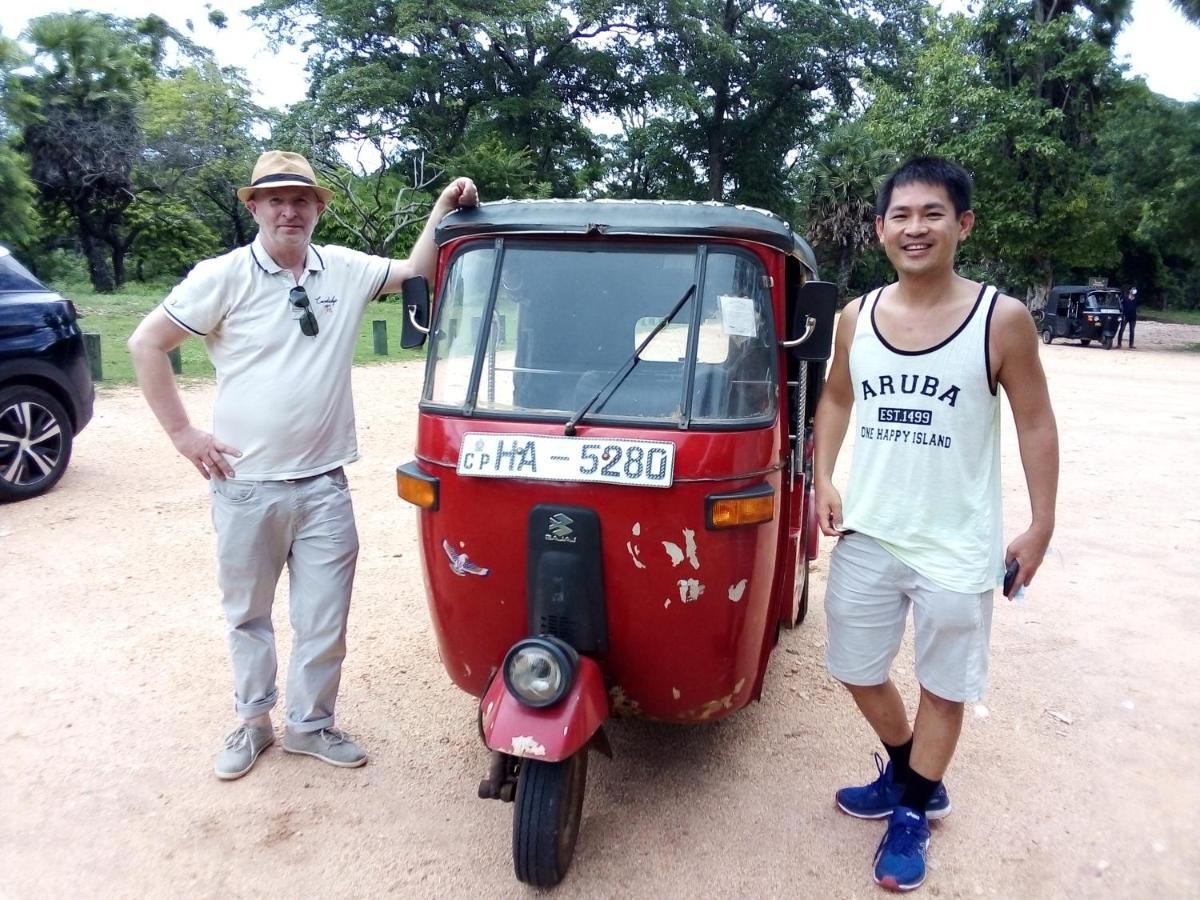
235, 687, 279, 720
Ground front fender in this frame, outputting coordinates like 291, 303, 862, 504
480, 655, 609, 762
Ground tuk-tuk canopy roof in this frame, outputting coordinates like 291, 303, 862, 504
435, 199, 818, 276
1049, 285, 1123, 297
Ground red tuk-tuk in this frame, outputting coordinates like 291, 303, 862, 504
396, 200, 836, 886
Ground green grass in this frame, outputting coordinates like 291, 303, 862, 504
1140, 308, 1200, 326
59, 281, 425, 385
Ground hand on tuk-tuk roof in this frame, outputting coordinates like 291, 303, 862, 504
379, 176, 479, 297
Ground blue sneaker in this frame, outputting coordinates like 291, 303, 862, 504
874, 806, 931, 892
835, 753, 951, 820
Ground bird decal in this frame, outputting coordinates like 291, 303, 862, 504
443, 539, 490, 577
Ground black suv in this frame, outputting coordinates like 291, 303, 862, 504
0, 246, 94, 501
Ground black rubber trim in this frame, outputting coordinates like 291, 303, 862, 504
161, 305, 205, 336
249, 244, 272, 274
983, 286, 1000, 396
370, 260, 392, 300
870, 282, 988, 357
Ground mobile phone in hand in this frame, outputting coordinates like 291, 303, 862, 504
1003, 559, 1021, 598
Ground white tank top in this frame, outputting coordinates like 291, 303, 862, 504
841, 284, 1004, 592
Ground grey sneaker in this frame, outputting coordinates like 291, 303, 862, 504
214, 722, 275, 781
282, 727, 367, 768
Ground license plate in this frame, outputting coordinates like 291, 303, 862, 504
457, 433, 675, 488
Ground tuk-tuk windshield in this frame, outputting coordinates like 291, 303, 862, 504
425, 241, 776, 426
1086, 292, 1121, 311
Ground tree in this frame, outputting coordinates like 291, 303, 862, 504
863, 6, 1125, 296
250, 0, 641, 197
0, 31, 37, 250
798, 122, 892, 298
612, 0, 924, 207
1170, 0, 1200, 24
139, 62, 266, 256
1097, 82, 1200, 308
16, 13, 151, 291
14, 13, 217, 290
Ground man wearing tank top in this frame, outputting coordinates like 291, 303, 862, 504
814, 157, 1059, 893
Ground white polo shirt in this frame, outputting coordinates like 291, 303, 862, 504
160, 236, 393, 480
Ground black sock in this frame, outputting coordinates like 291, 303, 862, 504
883, 738, 913, 785
899, 767, 941, 813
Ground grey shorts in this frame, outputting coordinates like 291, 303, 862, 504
825, 533, 994, 702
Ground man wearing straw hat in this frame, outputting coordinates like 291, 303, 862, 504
129, 150, 478, 780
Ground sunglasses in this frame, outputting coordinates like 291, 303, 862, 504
289, 286, 319, 337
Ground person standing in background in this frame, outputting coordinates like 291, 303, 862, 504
1118, 287, 1139, 349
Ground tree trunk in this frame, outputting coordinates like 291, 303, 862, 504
837, 245, 854, 299
707, 122, 725, 200
75, 205, 115, 292
82, 233, 115, 293
112, 245, 126, 288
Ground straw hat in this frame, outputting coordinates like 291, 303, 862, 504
237, 150, 333, 203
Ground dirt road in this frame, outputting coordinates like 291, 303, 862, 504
3, 321, 1199, 898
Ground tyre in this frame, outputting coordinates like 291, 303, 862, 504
0, 385, 74, 502
513, 751, 588, 887
1081, 339, 1091, 347
1103, 335, 1113, 350
1042, 330, 1053, 345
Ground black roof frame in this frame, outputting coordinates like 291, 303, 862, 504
435, 199, 818, 276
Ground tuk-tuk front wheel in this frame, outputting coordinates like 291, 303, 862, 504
1103, 335, 1114, 350
513, 751, 588, 887
1042, 329, 1053, 345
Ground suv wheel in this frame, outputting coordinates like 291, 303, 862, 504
0, 385, 74, 501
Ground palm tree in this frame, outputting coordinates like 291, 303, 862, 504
1170, 0, 1200, 25
802, 127, 891, 299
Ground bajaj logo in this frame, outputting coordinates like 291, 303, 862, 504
545, 513, 576, 543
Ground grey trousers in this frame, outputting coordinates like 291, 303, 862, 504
210, 468, 359, 733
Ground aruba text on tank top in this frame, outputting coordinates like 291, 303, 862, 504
841, 283, 1005, 593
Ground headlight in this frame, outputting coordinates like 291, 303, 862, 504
503, 636, 578, 708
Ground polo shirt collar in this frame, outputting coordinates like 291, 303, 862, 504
249, 235, 326, 275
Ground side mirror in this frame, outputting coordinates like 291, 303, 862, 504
782, 279, 837, 360
400, 276, 430, 350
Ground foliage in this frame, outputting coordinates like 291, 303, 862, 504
1170, 0, 1200, 24
615, 0, 924, 208
1095, 81, 1200, 308
797, 120, 893, 298
863, 6, 1125, 298
12, 13, 216, 291
0, 0, 1196, 310
0, 31, 36, 250
249, 0, 640, 197
125, 196, 224, 281
138, 62, 266, 254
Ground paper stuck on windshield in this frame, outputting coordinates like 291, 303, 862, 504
719, 295, 757, 337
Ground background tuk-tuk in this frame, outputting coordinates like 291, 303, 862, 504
1036, 285, 1123, 349
395, 199, 836, 887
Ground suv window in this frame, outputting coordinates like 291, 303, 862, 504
0, 253, 46, 293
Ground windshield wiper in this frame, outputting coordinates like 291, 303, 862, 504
564, 284, 696, 436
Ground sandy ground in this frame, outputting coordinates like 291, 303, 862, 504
2, 319, 1199, 899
